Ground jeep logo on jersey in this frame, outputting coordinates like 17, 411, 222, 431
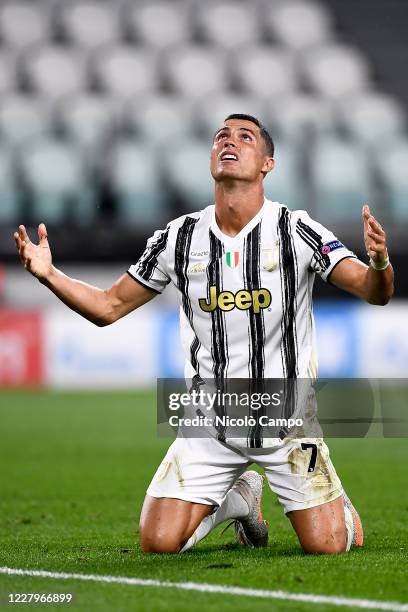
199, 287, 272, 313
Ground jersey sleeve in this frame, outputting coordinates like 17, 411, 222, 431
127, 226, 171, 293
295, 212, 357, 282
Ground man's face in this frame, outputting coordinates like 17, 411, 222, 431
210, 119, 274, 183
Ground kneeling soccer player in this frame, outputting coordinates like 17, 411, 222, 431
15, 114, 392, 554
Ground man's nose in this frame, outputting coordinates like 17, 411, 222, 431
223, 139, 237, 148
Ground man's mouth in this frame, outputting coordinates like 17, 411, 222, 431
220, 152, 239, 162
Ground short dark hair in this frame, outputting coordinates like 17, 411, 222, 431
224, 113, 274, 158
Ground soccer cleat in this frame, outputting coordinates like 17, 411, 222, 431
231, 470, 268, 548
343, 492, 364, 549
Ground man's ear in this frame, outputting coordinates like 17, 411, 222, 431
262, 157, 275, 175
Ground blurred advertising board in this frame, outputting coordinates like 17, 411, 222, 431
314, 301, 360, 377
315, 300, 408, 378
158, 301, 408, 380
1, 301, 407, 389
357, 302, 408, 377
0, 310, 43, 386
44, 309, 156, 388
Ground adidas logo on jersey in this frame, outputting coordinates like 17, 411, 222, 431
199, 286, 271, 313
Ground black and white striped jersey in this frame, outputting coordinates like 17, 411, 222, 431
128, 200, 356, 380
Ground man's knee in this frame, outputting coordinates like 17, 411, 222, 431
303, 541, 347, 554
301, 526, 347, 555
139, 526, 183, 554
139, 494, 212, 554
288, 496, 349, 555
139, 496, 187, 554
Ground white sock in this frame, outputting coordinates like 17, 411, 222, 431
343, 492, 364, 551
344, 505, 354, 551
180, 488, 249, 553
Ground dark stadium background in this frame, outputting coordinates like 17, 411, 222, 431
0, 0, 407, 292
0, 2, 407, 609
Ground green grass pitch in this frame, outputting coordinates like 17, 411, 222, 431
0, 390, 407, 611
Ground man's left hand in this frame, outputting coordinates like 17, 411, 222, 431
362, 204, 388, 264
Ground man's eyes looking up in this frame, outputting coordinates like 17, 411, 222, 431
215, 132, 253, 142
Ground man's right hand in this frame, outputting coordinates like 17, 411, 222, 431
14, 223, 53, 281
13, 222, 156, 325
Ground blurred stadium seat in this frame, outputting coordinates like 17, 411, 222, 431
24, 45, 87, 101
58, 93, 117, 155
0, 146, 20, 223
0, 1, 50, 50
195, 93, 263, 138
0, 0, 405, 256
311, 135, 373, 221
264, 138, 304, 210
338, 92, 406, 148
58, 1, 120, 50
109, 139, 166, 225
196, 1, 260, 49
127, 1, 191, 48
303, 44, 371, 99
264, 94, 335, 142
263, 0, 332, 51
0, 52, 16, 95
0, 95, 50, 147
234, 46, 298, 98
127, 95, 195, 144
163, 137, 214, 209
94, 45, 159, 99
165, 45, 228, 98
21, 136, 95, 224
377, 139, 408, 221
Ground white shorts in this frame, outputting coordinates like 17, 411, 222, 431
147, 435, 343, 514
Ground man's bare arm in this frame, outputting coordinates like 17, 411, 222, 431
329, 205, 394, 305
14, 224, 156, 326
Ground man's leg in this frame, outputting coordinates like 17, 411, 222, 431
139, 495, 214, 553
288, 496, 347, 554
140, 436, 250, 554
288, 493, 364, 554
140, 484, 252, 554
258, 438, 363, 554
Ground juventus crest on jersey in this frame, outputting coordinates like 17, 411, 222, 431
128, 200, 355, 380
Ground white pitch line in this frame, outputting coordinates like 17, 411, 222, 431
1, 567, 408, 612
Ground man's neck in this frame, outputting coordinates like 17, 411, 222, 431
214, 182, 265, 237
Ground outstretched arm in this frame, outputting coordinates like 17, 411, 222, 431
329, 205, 394, 305
14, 224, 156, 326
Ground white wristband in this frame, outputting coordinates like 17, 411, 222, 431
370, 257, 390, 271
